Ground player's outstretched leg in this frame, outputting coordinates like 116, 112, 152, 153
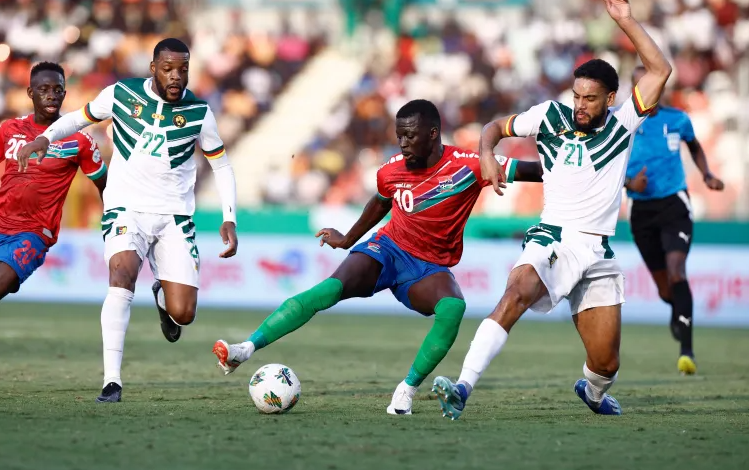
433, 265, 547, 420
387, 272, 466, 415
213, 253, 381, 375
213, 278, 343, 374
97, 251, 140, 403
572, 304, 622, 415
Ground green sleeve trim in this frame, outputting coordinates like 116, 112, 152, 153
506, 159, 518, 184
376, 192, 392, 201
86, 163, 107, 181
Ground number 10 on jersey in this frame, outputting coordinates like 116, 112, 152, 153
394, 188, 414, 213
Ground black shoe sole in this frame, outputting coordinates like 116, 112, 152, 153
152, 281, 181, 343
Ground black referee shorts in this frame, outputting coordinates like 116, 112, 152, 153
630, 191, 693, 272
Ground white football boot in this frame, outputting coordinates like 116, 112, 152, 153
212, 340, 253, 375
386, 380, 418, 415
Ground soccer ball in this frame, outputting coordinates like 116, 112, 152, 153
248, 363, 301, 414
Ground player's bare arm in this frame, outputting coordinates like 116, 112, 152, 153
15, 135, 49, 172
685, 139, 724, 191
607, 0, 671, 107
316, 195, 392, 250
478, 116, 516, 195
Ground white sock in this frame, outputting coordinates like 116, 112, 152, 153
101, 287, 133, 387
583, 362, 617, 406
237, 341, 257, 362
457, 319, 509, 393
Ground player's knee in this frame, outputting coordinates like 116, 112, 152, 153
666, 255, 688, 284
171, 293, 198, 325
667, 268, 687, 285
490, 288, 530, 326
434, 297, 466, 326
108, 268, 137, 291
169, 304, 197, 326
657, 287, 672, 305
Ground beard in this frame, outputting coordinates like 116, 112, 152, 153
574, 112, 606, 134
154, 79, 183, 101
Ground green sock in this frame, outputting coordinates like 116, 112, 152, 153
405, 297, 466, 387
248, 278, 343, 350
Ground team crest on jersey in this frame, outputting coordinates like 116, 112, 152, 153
115, 226, 128, 236
367, 242, 380, 253
173, 114, 187, 128
131, 104, 143, 118
438, 176, 455, 193
548, 251, 558, 268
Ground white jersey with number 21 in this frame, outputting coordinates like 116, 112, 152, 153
506, 86, 655, 235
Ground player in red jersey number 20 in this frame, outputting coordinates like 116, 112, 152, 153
0, 62, 107, 300
212, 99, 542, 414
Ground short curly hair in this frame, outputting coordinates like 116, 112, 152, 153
30, 62, 65, 82
396, 99, 441, 130
574, 59, 619, 93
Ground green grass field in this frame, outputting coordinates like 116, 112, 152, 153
1, 302, 748, 470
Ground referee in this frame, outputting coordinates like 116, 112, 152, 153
626, 66, 724, 375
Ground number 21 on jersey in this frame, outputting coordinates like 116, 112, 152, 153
394, 188, 414, 213
564, 143, 583, 167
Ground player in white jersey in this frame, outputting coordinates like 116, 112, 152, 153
433, 0, 673, 418
17, 38, 238, 403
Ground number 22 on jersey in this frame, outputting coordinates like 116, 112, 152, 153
139, 131, 165, 158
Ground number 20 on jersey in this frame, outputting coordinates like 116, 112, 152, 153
4, 137, 26, 160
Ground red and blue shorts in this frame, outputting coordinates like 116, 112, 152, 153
0, 232, 48, 285
350, 233, 452, 311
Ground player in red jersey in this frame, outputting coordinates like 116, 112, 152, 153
211, 99, 541, 414
0, 62, 107, 300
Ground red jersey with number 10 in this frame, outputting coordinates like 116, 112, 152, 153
0, 115, 106, 246
376, 145, 517, 267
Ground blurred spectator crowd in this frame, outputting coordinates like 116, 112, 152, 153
1, 0, 747, 223
0, 0, 331, 227
269, 0, 749, 220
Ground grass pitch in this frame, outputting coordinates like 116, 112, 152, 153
1, 302, 748, 470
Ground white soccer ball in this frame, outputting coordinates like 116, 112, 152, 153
248, 363, 301, 414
